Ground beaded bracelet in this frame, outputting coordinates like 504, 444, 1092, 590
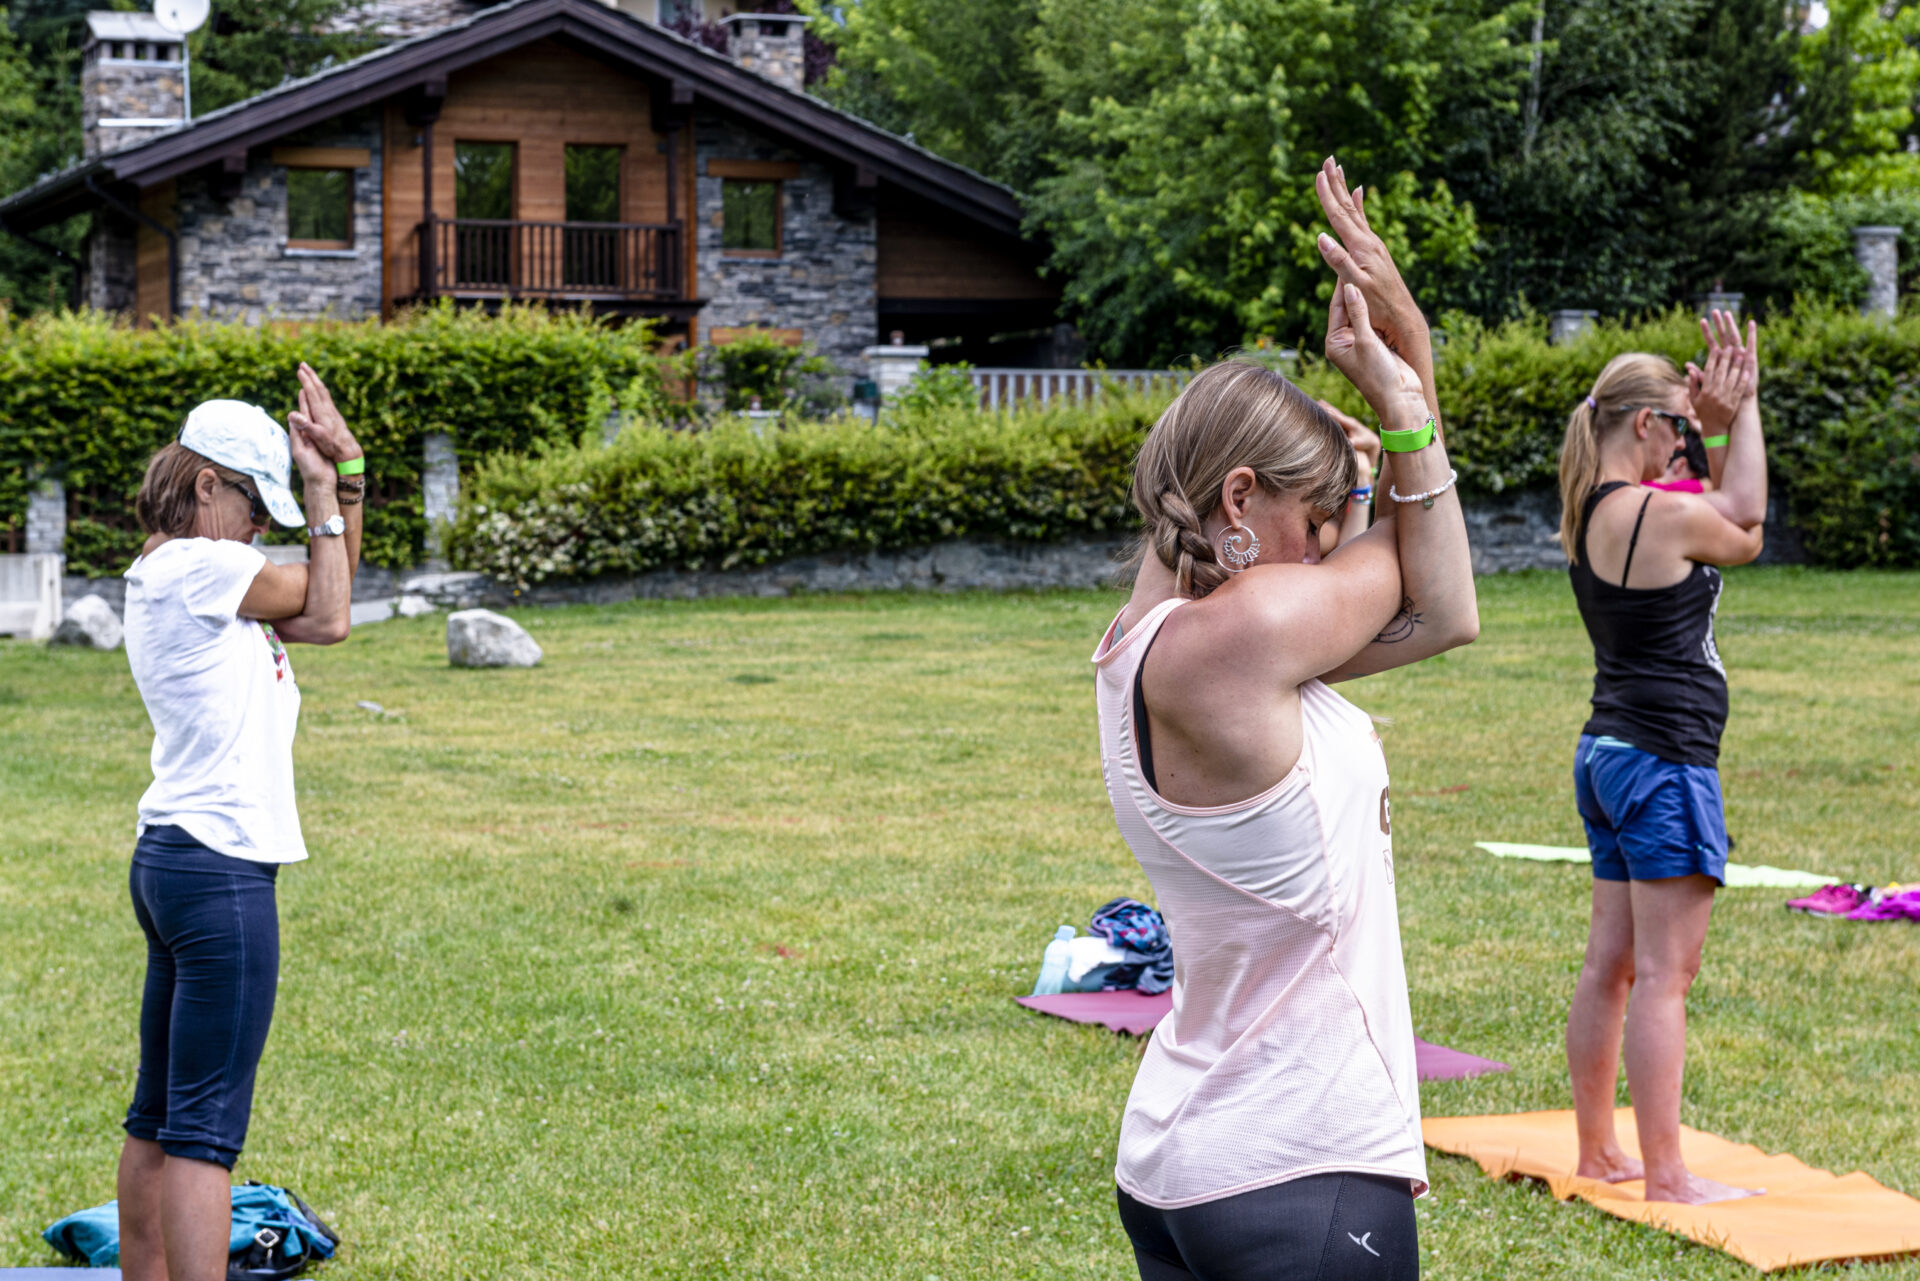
1387, 468, 1459, 510
1349, 485, 1374, 504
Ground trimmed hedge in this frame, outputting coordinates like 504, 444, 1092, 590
0, 304, 669, 574
450, 399, 1150, 587
7, 302, 1916, 580
457, 302, 1920, 583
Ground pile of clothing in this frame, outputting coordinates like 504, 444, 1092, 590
1787, 882, 1920, 922
1030, 897, 1174, 996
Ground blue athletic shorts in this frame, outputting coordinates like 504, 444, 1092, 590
1573, 734, 1728, 885
124, 825, 280, 1169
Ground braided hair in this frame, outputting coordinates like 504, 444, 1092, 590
1131, 360, 1357, 598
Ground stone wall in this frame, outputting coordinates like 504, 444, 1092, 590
85, 213, 138, 312
60, 489, 1812, 615
81, 52, 184, 157
175, 112, 385, 322
693, 114, 877, 377
724, 17, 807, 93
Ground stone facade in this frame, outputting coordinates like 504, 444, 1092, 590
694, 114, 878, 376
86, 214, 138, 312
722, 15, 808, 94
81, 43, 185, 158
172, 112, 386, 322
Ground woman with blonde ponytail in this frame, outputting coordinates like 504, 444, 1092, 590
1559, 312, 1769, 1206
1092, 158, 1479, 1281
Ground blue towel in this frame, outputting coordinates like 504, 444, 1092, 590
42, 1201, 120, 1267
43, 1184, 336, 1270
1089, 897, 1174, 995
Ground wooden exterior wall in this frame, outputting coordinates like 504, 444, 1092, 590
876, 190, 1055, 303
135, 179, 175, 325
381, 38, 675, 312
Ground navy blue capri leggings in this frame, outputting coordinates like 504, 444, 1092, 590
124, 824, 280, 1169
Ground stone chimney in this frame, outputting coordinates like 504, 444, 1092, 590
721, 13, 809, 94
82, 12, 186, 157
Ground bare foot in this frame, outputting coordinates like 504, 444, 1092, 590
1575, 1150, 1645, 1184
1642, 1172, 1765, 1204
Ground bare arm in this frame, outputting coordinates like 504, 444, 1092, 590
238, 364, 364, 644
1312, 162, 1478, 679
1319, 399, 1379, 551
1688, 311, 1766, 529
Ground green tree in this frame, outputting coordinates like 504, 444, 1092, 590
1436, 0, 1902, 318
188, 0, 378, 116
1795, 0, 1920, 195
0, 1, 86, 313
801, 0, 1055, 190
1027, 0, 1531, 365
0, 0, 376, 313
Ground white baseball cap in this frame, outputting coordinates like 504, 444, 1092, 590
178, 399, 306, 528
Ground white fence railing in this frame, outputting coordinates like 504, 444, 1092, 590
968, 367, 1195, 410
0, 553, 63, 640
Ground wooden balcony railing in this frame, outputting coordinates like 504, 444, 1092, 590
402, 217, 684, 303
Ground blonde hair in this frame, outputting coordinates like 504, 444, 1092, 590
1131, 359, 1357, 598
1558, 353, 1686, 561
136, 443, 247, 538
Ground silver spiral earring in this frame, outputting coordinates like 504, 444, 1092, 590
1215, 523, 1261, 572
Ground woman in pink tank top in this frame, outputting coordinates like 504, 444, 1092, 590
1091, 159, 1480, 1281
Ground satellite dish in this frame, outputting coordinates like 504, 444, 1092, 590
153, 0, 209, 36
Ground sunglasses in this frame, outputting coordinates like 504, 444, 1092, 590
1640, 408, 1691, 436
226, 480, 270, 526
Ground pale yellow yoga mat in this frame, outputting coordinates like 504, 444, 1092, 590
1424, 1108, 1920, 1271
1473, 842, 1838, 889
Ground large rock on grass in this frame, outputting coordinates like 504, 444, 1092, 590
446, 608, 542, 668
51, 594, 123, 650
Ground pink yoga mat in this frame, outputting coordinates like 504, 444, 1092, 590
1015, 991, 1511, 1081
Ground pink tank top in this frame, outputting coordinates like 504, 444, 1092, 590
1093, 598, 1428, 1208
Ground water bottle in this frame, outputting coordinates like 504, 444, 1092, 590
1031, 925, 1077, 995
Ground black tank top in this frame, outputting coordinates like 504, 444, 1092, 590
1568, 481, 1729, 767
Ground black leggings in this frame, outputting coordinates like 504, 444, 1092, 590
1118, 1173, 1418, 1281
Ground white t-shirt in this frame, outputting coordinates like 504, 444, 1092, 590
124, 538, 308, 864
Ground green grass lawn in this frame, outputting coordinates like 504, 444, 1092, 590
3, 566, 1917, 1279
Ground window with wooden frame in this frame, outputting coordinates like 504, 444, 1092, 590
276, 147, 370, 250
721, 181, 780, 255
712, 160, 800, 258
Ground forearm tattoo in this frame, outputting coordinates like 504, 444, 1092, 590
1375, 596, 1423, 644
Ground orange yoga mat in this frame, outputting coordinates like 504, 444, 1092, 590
1424, 1108, 1920, 1271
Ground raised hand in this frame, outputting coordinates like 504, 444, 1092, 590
1313, 157, 1430, 364
1325, 281, 1426, 424
1685, 310, 1758, 436
286, 405, 335, 485
1317, 398, 1381, 473
290, 362, 363, 464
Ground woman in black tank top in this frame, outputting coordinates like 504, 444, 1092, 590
1555, 312, 1770, 1207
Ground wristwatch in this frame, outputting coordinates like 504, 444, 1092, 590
309, 514, 345, 539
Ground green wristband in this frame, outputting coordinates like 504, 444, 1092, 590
335, 456, 366, 476
1379, 416, 1437, 453
1701, 434, 1729, 449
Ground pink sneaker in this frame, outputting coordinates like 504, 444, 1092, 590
1845, 889, 1920, 922
1789, 884, 1865, 915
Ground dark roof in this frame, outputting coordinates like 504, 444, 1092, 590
0, 0, 1024, 236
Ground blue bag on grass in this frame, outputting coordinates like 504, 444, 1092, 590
42, 1199, 119, 1267
44, 1181, 338, 1278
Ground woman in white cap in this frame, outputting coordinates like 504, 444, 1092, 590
116, 364, 363, 1281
